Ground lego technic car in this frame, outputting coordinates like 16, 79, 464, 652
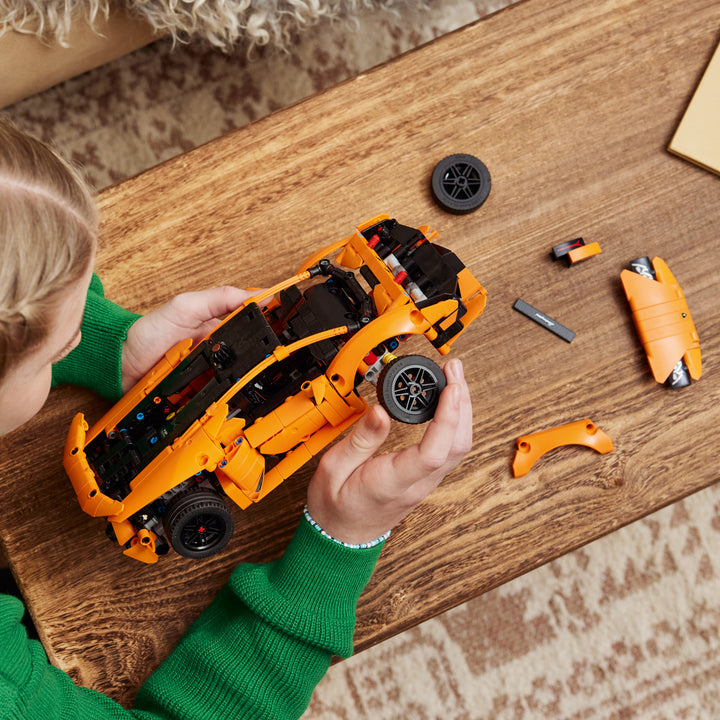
64, 216, 487, 563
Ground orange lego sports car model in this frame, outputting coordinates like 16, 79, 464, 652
64, 216, 487, 564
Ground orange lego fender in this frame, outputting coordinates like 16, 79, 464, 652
512, 419, 613, 477
620, 257, 701, 384
64, 413, 125, 517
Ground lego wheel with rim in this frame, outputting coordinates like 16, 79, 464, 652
164, 487, 235, 559
377, 355, 447, 424
431, 153, 491, 214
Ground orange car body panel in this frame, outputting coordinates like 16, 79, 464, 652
620, 257, 701, 384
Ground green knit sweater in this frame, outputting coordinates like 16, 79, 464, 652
2, 276, 383, 719
51, 274, 141, 400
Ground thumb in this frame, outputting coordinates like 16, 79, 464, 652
324, 405, 391, 479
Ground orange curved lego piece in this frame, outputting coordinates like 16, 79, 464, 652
512, 419, 613, 477
620, 257, 701, 384
325, 301, 457, 396
64, 414, 125, 517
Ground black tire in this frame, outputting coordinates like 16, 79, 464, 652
377, 355, 447, 424
164, 487, 235, 559
431, 154, 491, 214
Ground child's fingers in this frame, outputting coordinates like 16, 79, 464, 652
165, 286, 252, 327
387, 381, 463, 494
446, 359, 473, 454
418, 382, 466, 467
317, 405, 392, 482
192, 286, 256, 321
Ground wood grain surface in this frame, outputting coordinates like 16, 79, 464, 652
1, 0, 719, 705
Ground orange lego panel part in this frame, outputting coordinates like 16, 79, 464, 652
64, 414, 125, 518
568, 241, 602, 264
620, 257, 701, 384
512, 419, 614, 477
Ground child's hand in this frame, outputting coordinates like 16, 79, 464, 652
121, 287, 255, 392
306, 358, 472, 545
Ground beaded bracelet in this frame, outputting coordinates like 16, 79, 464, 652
303, 505, 391, 550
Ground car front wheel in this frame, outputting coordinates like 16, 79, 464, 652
377, 355, 447, 424
164, 487, 235, 559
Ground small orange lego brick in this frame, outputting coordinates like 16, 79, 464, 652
568, 242, 602, 264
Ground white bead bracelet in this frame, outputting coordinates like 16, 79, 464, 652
303, 505, 391, 549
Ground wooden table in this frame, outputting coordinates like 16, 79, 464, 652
1, 0, 719, 706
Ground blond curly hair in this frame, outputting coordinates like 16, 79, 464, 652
0, 117, 97, 382
0, 0, 405, 51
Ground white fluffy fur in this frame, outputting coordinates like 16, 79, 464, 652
0, 0, 406, 50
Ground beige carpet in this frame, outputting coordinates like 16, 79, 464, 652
5, 1, 720, 717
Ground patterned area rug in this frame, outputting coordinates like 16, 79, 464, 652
5, 1, 720, 717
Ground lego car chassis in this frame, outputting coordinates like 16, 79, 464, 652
64, 215, 487, 564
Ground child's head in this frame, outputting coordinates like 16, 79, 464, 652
0, 117, 97, 435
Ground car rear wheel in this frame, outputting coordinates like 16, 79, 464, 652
164, 487, 235, 559
377, 355, 447, 424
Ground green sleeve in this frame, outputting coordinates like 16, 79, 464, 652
51, 274, 141, 402
0, 517, 383, 720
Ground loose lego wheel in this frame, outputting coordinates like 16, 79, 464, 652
431, 154, 491, 214
164, 487, 235, 559
377, 355, 447, 424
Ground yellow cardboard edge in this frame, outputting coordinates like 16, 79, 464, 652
668, 40, 720, 176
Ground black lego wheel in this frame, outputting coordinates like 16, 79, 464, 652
164, 487, 235, 559
431, 154, 491, 214
377, 355, 447, 424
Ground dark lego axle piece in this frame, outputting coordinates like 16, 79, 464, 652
513, 298, 576, 343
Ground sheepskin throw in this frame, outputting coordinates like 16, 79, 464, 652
0, 0, 407, 51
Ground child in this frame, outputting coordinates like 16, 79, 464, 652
0, 116, 473, 718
